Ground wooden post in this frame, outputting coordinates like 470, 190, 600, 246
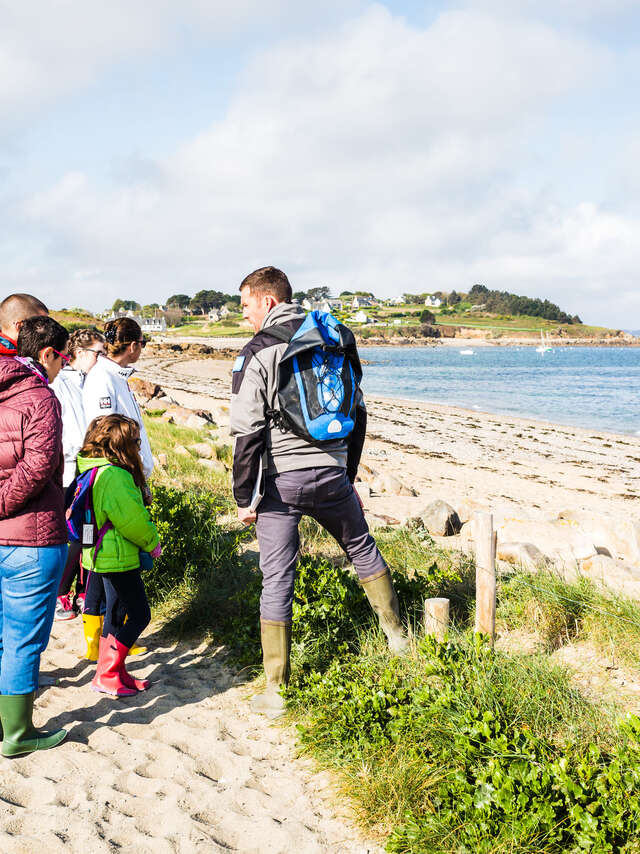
424, 597, 450, 641
474, 511, 497, 644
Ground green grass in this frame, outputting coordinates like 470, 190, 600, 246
144, 418, 640, 852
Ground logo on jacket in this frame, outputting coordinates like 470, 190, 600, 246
99, 396, 112, 409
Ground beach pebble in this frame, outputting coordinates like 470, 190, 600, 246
419, 500, 462, 536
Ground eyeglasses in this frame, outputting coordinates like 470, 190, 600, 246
132, 339, 147, 349
52, 348, 70, 365
81, 348, 105, 356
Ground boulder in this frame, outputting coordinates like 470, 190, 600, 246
157, 453, 168, 469
355, 482, 372, 500
174, 445, 190, 457
128, 377, 161, 400
497, 542, 547, 570
579, 554, 640, 598
419, 500, 462, 536
371, 473, 417, 496
185, 413, 209, 430
188, 442, 214, 459
198, 458, 227, 474
495, 518, 597, 564
557, 509, 640, 566
366, 512, 400, 529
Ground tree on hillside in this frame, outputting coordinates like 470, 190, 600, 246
403, 293, 426, 304
307, 286, 331, 300
167, 294, 191, 309
447, 290, 461, 305
190, 290, 228, 314
420, 309, 436, 324
112, 299, 141, 312
292, 290, 307, 302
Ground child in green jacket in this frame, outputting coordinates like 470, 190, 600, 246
77, 414, 161, 696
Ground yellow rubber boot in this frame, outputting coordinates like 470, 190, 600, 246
81, 614, 103, 661
128, 642, 148, 657
250, 621, 291, 720
362, 572, 410, 654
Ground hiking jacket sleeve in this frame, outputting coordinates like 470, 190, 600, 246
346, 391, 367, 483
0, 394, 63, 519
230, 348, 268, 508
98, 467, 159, 552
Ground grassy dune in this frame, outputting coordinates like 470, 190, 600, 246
145, 417, 640, 852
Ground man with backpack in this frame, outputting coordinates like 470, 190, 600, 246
230, 266, 408, 718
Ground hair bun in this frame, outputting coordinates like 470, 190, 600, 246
104, 326, 117, 344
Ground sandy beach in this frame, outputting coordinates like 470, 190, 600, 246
0, 620, 381, 854
138, 352, 640, 529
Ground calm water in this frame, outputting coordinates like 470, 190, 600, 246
360, 346, 640, 436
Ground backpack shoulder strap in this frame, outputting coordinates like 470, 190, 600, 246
264, 323, 295, 344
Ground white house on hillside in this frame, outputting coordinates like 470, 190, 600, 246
351, 310, 370, 324
351, 296, 374, 309
425, 295, 442, 307
108, 309, 166, 333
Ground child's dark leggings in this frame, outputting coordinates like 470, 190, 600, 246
58, 542, 85, 596
84, 569, 151, 649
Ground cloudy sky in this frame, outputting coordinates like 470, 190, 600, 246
1, 1, 640, 326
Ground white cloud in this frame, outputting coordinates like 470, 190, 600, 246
6, 3, 640, 326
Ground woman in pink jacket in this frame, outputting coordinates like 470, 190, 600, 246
0, 315, 70, 757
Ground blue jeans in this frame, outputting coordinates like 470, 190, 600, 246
0, 545, 66, 694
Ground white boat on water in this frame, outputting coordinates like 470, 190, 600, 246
535, 331, 552, 353
459, 348, 474, 355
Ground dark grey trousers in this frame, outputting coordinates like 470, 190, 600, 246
255, 466, 388, 624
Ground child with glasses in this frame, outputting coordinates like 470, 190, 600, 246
51, 328, 107, 622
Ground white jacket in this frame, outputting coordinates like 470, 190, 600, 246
82, 355, 154, 479
51, 366, 87, 487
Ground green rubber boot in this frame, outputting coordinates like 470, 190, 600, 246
0, 693, 67, 758
362, 571, 410, 654
250, 622, 291, 720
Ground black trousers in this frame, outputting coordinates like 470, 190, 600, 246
84, 569, 150, 649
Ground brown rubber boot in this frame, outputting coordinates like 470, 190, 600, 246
250, 621, 291, 720
362, 572, 410, 654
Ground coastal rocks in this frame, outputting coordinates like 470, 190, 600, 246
495, 519, 597, 564
174, 445, 190, 457
370, 473, 417, 497
188, 442, 214, 459
160, 406, 211, 429
418, 500, 462, 536
198, 458, 227, 474
365, 512, 400, 529
157, 453, 168, 469
129, 377, 162, 402
557, 510, 640, 566
497, 542, 547, 570
579, 554, 640, 598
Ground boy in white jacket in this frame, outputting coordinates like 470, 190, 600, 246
51, 328, 106, 620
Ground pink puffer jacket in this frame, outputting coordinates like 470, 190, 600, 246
0, 357, 67, 546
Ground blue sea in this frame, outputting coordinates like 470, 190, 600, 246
360, 346, 640, 436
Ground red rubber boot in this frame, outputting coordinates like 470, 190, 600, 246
91, 635, 137, 697
113, 636, 151, 692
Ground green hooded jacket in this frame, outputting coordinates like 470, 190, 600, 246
76, 456, 159, 573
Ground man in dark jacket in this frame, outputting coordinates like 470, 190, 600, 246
0, 315, 70, 756
0, 293, 48, 356
230, 266, 408, 718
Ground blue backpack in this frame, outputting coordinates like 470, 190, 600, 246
66, 467, 113, 560
268, 311, 362, 444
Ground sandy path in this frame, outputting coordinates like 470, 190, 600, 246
0, 620, 380, 854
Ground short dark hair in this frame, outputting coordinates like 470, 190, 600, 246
17, 316, 69, 361
103, 317, 142, 357
239, 266, 292, 303
0, 293, 48, 330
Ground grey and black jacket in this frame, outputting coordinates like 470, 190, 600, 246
230, 302, 367, 508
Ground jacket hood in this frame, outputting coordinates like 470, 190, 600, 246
261, 301, 306, 332
0, 356, 48, 404
76, 455, 113, 473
